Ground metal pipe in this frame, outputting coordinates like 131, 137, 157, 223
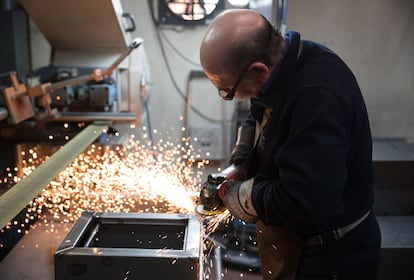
273, 0, 288, 33
214, 245, 223, 280
57, 112, 137, 122
0, 121, 111, 230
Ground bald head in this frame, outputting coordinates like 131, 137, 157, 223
199, 9, 285, 100
200, 9, 267, 76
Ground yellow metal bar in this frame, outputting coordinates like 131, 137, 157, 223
0, 121, 111, 229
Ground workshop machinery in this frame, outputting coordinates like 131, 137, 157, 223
0, 0, 150, 264
0, 0, 150, 142
1, 38, 142, 124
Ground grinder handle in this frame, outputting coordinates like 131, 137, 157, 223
211, 164, 247, 181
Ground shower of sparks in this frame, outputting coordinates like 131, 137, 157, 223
28, 134, 204, 223
204, 210, 231, 233
0, 125, 259, 279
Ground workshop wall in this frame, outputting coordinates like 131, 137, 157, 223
122, 0, 414, 142
285, 0, 414, 140
29, 0, 414, 142
121, 0, 236, 152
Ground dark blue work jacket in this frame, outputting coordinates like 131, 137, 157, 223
247, 31, 374, 237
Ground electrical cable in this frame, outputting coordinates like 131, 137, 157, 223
158, 30, 200, 67
278, 0, 288, 34
147, 0, 232, 125
144, 94, 158, 161
282, 0, 288, 25
143, 94, 154, 144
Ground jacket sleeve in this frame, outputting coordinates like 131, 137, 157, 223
251, 87, 350, 235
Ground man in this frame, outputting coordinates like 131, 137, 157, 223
199, 9, 381, 280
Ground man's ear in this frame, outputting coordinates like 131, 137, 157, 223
248, 62, 271, 82
249, 62, 269, 74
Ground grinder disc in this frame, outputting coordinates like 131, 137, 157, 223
195, 204, 225, 216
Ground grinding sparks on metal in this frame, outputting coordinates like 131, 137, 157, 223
0, 125, 256, 278
31, 134, 203, 223
0, 127, 201, 229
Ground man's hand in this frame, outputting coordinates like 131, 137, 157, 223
210, 164, 247, 181
218, 178, 258, 224
230, 125, 256, 165
197, 165, 247, 215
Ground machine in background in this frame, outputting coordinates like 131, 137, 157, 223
0, 0, 150, 142
0, 0, 150, 263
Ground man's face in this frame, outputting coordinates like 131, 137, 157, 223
205, 66, 261, 101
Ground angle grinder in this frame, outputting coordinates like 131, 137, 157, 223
195, 174, 226, 215
195, 164, 246, 216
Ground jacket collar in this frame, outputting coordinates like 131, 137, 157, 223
252, 31, 302, 109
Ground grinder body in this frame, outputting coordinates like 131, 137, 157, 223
196, 164, 246, 215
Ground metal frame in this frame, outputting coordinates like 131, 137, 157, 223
55, 211, 203, 280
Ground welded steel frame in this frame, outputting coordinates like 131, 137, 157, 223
55, 211, 203, 280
